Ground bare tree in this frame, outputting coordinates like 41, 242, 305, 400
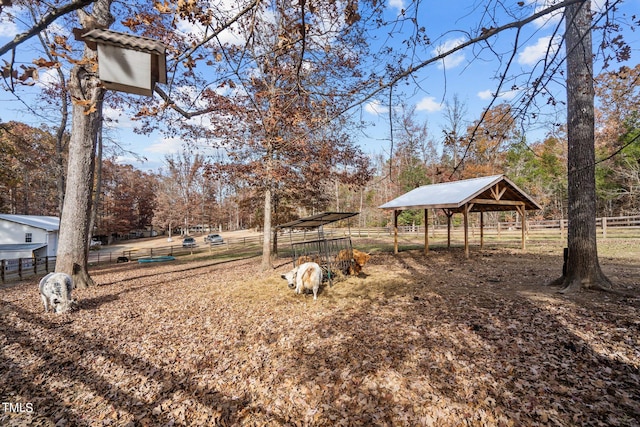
441, 94, 468, 175
164, 152, 205, 236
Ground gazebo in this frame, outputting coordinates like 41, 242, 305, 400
379, 175, 541, 257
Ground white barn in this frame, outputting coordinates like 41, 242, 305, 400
0, 214, 60, 260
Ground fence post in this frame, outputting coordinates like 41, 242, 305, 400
602, 217, 607, 238
1, 260, 5, 283
18, 258, 23, 280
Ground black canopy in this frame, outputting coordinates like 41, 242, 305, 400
276, 212, 359, 230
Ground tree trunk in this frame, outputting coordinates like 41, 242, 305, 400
559, 0, 611, 292
55, 0, 113, 289
89, 129, 103, 246
54, 67, 68, 217
261, 186, 273, 270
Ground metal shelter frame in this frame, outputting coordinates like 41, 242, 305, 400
379, 175, 542, 258
276, 212, 359, 284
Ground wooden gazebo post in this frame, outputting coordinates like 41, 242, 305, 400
517, 204, 526, 250
463, 204, 473, 258
393, 210, 400, 254
424, 209, 429, 254
480, 211, 484, 249
445, 209, 453, 249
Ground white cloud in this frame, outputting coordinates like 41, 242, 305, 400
47, 22, 69, 38
176, 17, 244, 46
34, 68, 61, 89
531, 0, 563, 28
532, 0, 608, 29
433, 37, 466, 70
518, 35, 561, 66
591, 0, 610, 12
477, 89, 520, 101
147, 137, 184, 155
0, 4, 25, 38
388, 0, 405, 13
415, 96, 442, 113
0, 19, 17, 38
365, 100, 389, 115
175, 0, 271, 46
115, 154, 143, 165
103, 107, 136, 129
1, 7, 68, 38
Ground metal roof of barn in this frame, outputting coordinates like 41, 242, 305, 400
0, 214, 60, 231
0, 243, 47, 251
277, 212, 359, 229
379, 174, 541, 212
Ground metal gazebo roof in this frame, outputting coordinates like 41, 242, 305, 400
277, 212, 359, 229
379, 174, 541, 212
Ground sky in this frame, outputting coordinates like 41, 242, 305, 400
1, 0, 639, 171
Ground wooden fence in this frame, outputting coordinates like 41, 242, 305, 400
1, 257, 56, 284
347, 215, 640, 239
2, 215, 638, 284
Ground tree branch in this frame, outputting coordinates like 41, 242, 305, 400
0, 0, 96, 57
153, 85, 218, 118
172, 0, 261, 65
343, 0, 586, 116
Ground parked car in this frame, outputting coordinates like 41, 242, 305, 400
90, 238, 102, 249
182, 237, 196, 248
204, 234, 224, 245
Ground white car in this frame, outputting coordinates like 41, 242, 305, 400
204, 234, 224, 244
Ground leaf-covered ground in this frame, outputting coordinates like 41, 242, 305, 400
1, 242, 639, 426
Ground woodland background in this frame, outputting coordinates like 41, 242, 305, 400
1, 63, 639, 238
0, 65, 640, 235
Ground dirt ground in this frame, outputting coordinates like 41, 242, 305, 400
1, 239, 639, 426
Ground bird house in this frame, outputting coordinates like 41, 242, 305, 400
79, 29, 167, 96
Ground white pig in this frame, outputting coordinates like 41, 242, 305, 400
39, 272, 74, 313
281, 262, 323, 300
